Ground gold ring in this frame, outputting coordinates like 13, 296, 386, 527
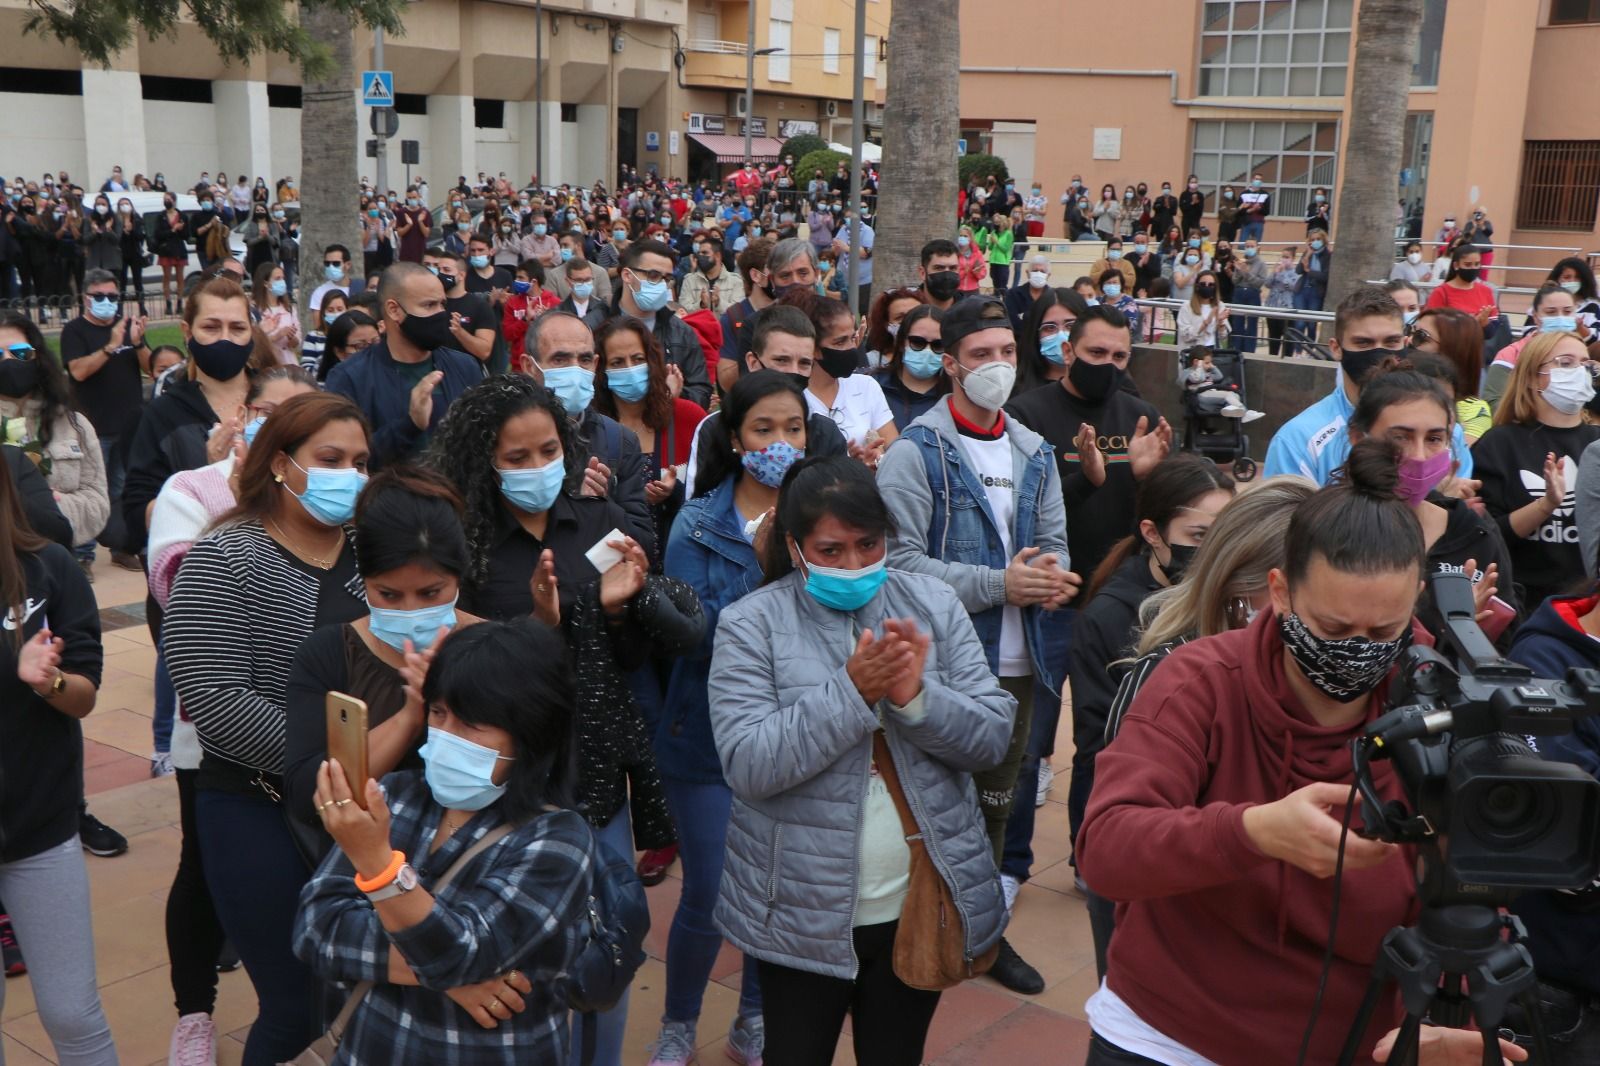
335, 798, 353, 807
536, 584, 548, 593
505, 969, 523, 986
316, 801, 332, 812
489, 996, 504, 1012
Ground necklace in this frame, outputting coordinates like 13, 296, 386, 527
266, 515, 342, 570
438, 811, 471, 840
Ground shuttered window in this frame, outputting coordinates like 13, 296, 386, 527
1516, 141, 1600, 231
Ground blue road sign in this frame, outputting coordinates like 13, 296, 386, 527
362, 71, 394, 108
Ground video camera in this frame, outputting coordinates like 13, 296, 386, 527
1353, 572, 1600, 908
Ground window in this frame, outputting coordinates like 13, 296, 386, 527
1516, 141, 1600, 230
141, 75, 212, 104
561, 102, 578, 123
768, 19, 791, 82
1412, 0, 1445, 87
1198, 0, 1351, 98
823, 28, 840, 75
0, 67, 82, 95
1551, 0, 1600, 25
266, 84, 301, 109
864, 35, 879, 80
395, 93, 428, 116
1189, 119, 1339, 218
473, 98, 504, 129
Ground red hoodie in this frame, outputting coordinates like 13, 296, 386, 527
1076, 611, 1418, 1066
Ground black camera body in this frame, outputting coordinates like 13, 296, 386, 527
1355, 573, 1600, 908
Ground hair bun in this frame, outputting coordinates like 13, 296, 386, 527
1343, 437, 1403, 501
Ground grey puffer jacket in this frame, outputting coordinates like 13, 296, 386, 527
709, 567, 1014, 979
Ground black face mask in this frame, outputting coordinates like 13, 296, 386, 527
398, 308, 455, 351
1068, 356, 1117, 404
1339, 346, 1403, 389
1195, 283, 1217, 298
437, 273, 458, 291
0, 358, 39, 398
1455, 267, 1480, 283
924, 270, 960, 301
818, 345, 860, 380
188, 337, 253, 381
695, 253, 716, 273
1159, 541, 1199, 584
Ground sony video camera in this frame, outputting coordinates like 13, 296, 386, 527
1353, 572, 1600, 908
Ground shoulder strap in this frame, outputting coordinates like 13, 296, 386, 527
870, 731, 921, 843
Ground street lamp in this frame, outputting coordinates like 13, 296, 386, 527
743, 7, 783, 163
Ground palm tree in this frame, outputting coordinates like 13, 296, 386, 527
1324, 0, 1425, 307
873, 0, 959, 293
297, 5, 364, 328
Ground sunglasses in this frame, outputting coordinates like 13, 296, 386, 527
324, 260, 345, 268
1407, 327, 1435, 347
905, 336, 945, 353
4, 343, 35, 360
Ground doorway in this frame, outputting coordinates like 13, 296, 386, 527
618, 107, 639, 181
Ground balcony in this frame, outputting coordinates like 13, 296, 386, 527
683, 39, 748, 54
682, 41, 748, 87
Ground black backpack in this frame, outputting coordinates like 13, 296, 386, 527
566, 830, 650, 1065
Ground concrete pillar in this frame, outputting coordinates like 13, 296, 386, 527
520, 47, 563, 188
213, 78, 274, 184
576, 105, 609, 188
82, 64, 147, 188
429, 95, 477, 190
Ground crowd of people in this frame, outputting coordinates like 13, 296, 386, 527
3, 148, 1600, 1066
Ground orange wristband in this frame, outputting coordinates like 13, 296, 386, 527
354, 850, 406, 893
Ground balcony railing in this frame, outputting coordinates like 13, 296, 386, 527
684, 38, 748, 54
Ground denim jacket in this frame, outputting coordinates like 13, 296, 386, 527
659, 478, 764, 784
876, 400, 1070, 695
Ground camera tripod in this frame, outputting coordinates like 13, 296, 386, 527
1335, 904, 1550, 1066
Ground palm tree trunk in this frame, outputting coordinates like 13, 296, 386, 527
297, 4, 363, 329
873, 0, 959, 293
1324, 0, 1424, 308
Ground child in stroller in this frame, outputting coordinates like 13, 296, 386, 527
1181, 347, 1263, 422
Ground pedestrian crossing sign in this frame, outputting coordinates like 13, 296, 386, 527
362, 71, 394, 107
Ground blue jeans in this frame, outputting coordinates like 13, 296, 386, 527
152, 642, 175, 755
196, 788, 318, 1066
1292, 286, 1325, 353
91, 433, 127, 555
1002, 607, 1074, 882
1230, 285, 1260, 355
660, 776, 762, 1025
1239, 220, 1264, 244
570, 805, 633, 1066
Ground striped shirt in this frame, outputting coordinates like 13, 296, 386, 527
293, 772, 594, 1065
164, 519, 366, 779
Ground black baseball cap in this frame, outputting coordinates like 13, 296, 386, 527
940, 296, 1013, 350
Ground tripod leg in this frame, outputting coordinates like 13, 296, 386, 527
1390, 1015, 1424, 1066
1480, 1025, 1502, 1066
1337, 973, 1393, 1066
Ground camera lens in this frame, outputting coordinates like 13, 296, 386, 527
1465, 780, 1555, 850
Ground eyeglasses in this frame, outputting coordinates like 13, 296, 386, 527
1406, 327, 1435, 347
628, 268, 670, 283
1540, 354, 1592, 372
3, 343, 35, 360
905, 336, 945, 353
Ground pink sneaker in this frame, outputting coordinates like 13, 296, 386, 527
168, 1012, 216, 1066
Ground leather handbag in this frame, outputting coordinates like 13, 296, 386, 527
281, 821, 516, 1064
870, 731, 998, 991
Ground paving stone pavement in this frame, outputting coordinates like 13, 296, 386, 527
0, 552, 1098, 1065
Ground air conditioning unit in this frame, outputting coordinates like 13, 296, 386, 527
824, 100, 839, 118
733, 95, 748, 117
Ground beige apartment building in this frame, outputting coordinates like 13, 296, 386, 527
0, 0, 885, 192
958, 0, 1600, 283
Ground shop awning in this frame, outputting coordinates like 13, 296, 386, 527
688, 133, 785, 163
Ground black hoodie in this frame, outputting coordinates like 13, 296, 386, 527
1506, 594, 1600, 997
121, 377, 218, 552
1417, 494, 1521, 644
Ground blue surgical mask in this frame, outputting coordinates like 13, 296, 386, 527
1103, 283, 1122, 297
1541, 315, 1578, 333
560, 247, 574, 262
741, 440, 802, 488
89, 297, 118, 320
1403, 310, 1420, 326
1188, 239, 1201, 249
799, 551, 888, 612
498, 457, 566, 514
1039, 333, 1066, 365
419, 726, 513, 811
572, 281, 595, 300
242, 415, 266, 445
1310, 239, 1325, 251
469, 254, 489, 268
533, 223, 547, 236
289, 458, 366, 526
1243, 247, 1257, 259
325, 263, 344, 281
543, 365, 595, 414
903, 349, 944, 380
607, 363, 651, 403
511, 280, 531, 295
1107, 249, 1123, 261
369, 599, 458, 652
631, 276, 671, 312
269, 278, 287, 297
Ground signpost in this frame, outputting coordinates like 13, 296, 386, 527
363, 64, 395, 192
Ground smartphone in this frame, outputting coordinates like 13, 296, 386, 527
1480, 595, 1516, 643
325, 692, 370, 809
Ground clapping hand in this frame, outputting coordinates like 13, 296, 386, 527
529, 549, 560, 627
1073, 423, 1106, 486
597, 536, 648, 617
645, 465, 677, 506
880, 618, 931, 708
580, 456, 611, 498
17, 628, 63, 691
1127, 415, 1173, 478
845, 627, 914, 705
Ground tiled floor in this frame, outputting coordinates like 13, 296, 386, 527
0, 554, 1098, 1065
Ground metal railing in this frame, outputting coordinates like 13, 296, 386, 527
684, 39, 748, 55
1126, 296, 1337, 360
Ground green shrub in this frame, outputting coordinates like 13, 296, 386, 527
780, 133, 829, 166
795, 149, 850, 187
958, 152, 1011, 189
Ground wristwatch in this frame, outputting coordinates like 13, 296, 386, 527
365, 862, 419, 902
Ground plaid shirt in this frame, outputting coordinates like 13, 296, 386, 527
293, 771, 594, 1065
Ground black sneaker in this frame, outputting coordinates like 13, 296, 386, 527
80, 810, 129, 857
989, 936, 1045, 995
0, 914, 24, 977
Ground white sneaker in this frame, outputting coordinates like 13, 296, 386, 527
1000, 872, 1020, 914
169, 1013, 216, 1066
1220, 401, 1246, 417
1242, 409, 1265, 424
1035, 760, 1054, 807
151, 751, 175, 778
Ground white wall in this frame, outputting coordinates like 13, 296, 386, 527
574, 104, 608, 192
0, 93, 88, 182
268, 107, 302, 182
990, 122, 1037, 190
559, 120, 580, 187
145, 100, 219, 189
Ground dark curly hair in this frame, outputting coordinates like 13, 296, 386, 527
425, 374, 580, 584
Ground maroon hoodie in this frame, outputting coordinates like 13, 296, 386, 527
1077, 611, 1418, 1065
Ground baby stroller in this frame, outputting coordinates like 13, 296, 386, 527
1179, 346, 1258, 481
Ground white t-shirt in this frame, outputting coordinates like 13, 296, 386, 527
956, 430, 1030, 678
1086, 981, 1219, 1066
806, 374, 894, 448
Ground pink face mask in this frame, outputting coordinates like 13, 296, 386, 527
1397, 449, 1453, 505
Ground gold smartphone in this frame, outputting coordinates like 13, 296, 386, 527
325, 691, 370, 809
